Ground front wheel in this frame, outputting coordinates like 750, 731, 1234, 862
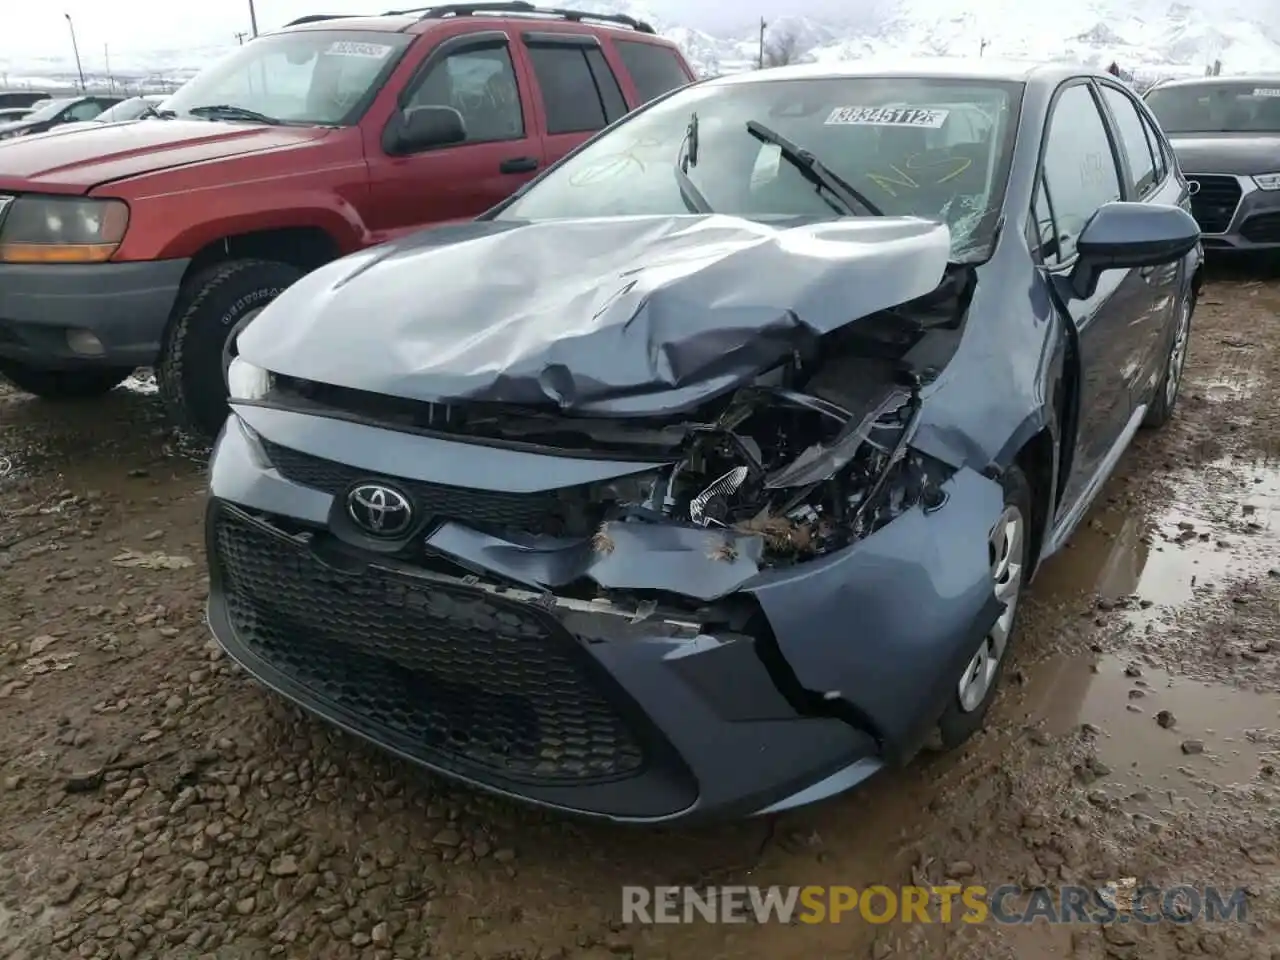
932, 464, 1033, 750
0, 360, 134, 400
1143, 292, 1193, 430
157, 259, 304, 440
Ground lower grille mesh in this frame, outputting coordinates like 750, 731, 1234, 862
214, 506, 647, 782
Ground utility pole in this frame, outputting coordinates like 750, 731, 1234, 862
248, 0, 260, 38
758, 17, 767, 69
104, 44, 115, 93
65, 13, 86, 92
235, 31, 249, 45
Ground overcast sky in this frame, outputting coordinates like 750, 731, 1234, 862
0, 0, 848, 62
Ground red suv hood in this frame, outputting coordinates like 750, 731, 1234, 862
0, 120, 331, 194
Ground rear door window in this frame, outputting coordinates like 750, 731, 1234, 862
1100, 85, 1158, 197
525, 42, 615, 134
1136, 107, 1169, 182
584, 46, 627, 124
613, 40, 690, 104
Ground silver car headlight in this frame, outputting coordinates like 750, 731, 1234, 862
226, 356, 273, 401
1253, 172, 1280, 191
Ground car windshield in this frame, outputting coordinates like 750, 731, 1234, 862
497, 76, 1022, 261
22, 98, 76, 122
161, 30, 414, 126
94, 98, 154, 122
1145, 82, 1280, 133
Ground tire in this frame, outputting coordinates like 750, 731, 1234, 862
933, 464, 1033, 751
1142, 291, 1193, 430
0, 360, 133, 400
157, 259, 304, 439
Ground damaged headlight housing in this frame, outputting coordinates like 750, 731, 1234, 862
226, 356, 273, 402
652, 384, 953, 565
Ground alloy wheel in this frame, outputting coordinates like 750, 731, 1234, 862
1165, 297, 1192, 408
958, 503, 1026, 713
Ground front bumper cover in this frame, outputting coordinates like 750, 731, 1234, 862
0, 258, 190, 369
204, 407, 1005, 823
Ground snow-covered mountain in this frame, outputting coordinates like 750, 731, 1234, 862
2, 0, 1278, 93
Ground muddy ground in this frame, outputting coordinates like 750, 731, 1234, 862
1, 263, 1278, 960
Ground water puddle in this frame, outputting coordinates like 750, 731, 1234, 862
1027, 654, 1278, 816
1034, 457, 1280, 610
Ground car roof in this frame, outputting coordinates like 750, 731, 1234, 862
273, 7, 668, 41
707, 58, 1110, 90
1147, 74, 1280, 90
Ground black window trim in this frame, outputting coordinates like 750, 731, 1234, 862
1094, 79, 1163, 200
388, 29, 528, 152
1029, 77, 1126, 270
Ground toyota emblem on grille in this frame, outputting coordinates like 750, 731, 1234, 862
346, 483, 414, 537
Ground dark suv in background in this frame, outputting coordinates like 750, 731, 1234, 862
1145, 76, 1280, 252
0, 3, 694, 438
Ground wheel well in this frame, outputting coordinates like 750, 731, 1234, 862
181, 227, 340, 290
1191, 263, 1204, 300
1014, 428, 1055, 574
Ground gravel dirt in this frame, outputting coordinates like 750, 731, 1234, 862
1, 262, 1277, 960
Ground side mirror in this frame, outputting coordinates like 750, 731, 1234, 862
386, 105, 466, 155
1071, 201, 1200, 299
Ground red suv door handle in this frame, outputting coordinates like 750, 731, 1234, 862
499, 157, 539, 174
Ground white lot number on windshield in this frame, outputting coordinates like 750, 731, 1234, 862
1253, 88, 1280, 98
825, 106, 950, 128
326, 41, 394, 60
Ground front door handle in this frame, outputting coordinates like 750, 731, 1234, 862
499, 156, 539, 174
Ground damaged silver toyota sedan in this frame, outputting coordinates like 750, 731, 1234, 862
205, 60, 1202, 822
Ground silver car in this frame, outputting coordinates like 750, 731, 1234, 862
1145, 76, 1280, 251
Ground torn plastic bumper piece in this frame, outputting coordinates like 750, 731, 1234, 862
205, 411, 1005, 823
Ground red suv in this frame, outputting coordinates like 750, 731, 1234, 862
0, 2, 695, 436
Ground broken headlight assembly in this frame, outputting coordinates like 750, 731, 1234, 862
651, 379, 952, 564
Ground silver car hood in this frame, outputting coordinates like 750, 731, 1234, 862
238, 213, 952, 416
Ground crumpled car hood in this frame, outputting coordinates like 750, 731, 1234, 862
239, 214, 952, 416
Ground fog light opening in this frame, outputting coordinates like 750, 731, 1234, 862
65, 328, 105, 357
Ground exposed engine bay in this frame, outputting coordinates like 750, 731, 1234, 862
266, 266, 974, 568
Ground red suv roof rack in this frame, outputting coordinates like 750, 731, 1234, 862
384, 2, 656, 34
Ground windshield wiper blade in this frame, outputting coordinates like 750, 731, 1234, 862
745, 120, 884, 217
674, 113, 713, 214
188, 104, 281, 125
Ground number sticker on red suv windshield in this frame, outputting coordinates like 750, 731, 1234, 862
326, 41, 394, 59
824, 106, 950, 128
